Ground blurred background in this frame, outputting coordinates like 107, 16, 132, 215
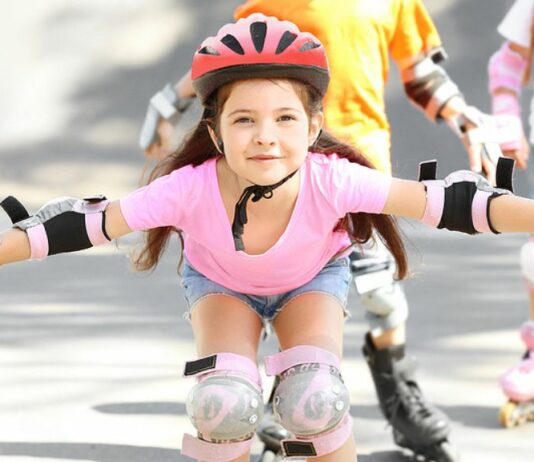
0, 1, 532, 461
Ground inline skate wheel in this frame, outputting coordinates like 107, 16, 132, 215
258, 449, 279, 462
499, 400, 522, 428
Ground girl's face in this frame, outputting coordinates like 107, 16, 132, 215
216, 79, 323, 186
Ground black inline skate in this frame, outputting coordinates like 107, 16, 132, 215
363, 333, 460, 462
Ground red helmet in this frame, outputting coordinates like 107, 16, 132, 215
191, 13, 330, 103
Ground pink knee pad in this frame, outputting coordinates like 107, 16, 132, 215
265, 345, 352, 458
181, 352, 264, 462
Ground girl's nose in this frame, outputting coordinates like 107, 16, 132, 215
253, 121, 277, 146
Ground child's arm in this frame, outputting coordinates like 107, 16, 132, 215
382, 160, 534, 234
0, 198, 132, 266
488, 41, 530, 168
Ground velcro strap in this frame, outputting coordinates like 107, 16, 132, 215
26, 224, 49, 260
183, 352, 261, 385
0, 196, 30, 224
181, 433, 253, 462
265, 345, 340, 376
281, 415, 353, 458
418, 160, 437, 181
495, 157, 515, 192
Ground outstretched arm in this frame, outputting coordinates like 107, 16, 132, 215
0, 199, 131, 266
382, 163, 534, 234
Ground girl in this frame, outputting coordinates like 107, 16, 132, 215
1, 13, 533, 462
487, 0, 534, 428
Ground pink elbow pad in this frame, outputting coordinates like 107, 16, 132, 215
418, 158, 514, 234
1, 195, 110, 260
488, 42, 528, 96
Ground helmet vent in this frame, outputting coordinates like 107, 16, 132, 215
299, 41, 321, 52
250, 21, 267, 53
221, 34, 245, 55
275, 31, 297, 54
198, 46, 220, 56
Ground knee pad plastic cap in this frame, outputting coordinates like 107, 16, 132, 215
361, 282, 408, 317
273, 363, 350, 437
520, 240, 534, 286
186, 374, 264, 442
521, 320, 534, 350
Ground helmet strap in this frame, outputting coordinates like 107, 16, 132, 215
231, 169, 298, 251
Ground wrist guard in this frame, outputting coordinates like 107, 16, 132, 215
446, 106, 505, 165
139, 83, 194, 150
0, 195, 110, 260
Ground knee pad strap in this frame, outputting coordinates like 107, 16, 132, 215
182, 433, 254, 462
281, 414, 353, 458
265, 345, 340, 376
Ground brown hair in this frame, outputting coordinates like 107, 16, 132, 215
133, 79, 408, 279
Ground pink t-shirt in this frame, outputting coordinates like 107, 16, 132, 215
120, 152, 391, 295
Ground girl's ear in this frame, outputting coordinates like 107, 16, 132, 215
207, 125, 224, 153
308, 111, 324, 147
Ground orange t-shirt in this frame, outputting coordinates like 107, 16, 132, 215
234, 0, 441, 173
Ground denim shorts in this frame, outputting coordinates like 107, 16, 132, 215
180, 257, 352, 326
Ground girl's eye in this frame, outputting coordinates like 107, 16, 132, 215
278, 114, 296, 122
234, 117, 253, 124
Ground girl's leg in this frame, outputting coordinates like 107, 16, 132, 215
189, 295, 264, 462
273, 293, 357, 462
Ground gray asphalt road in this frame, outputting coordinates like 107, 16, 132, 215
1, 1, 533, 461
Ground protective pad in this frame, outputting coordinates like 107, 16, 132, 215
139, 83, 193, 149
401, 52, 461, 120
419, 159, 513, 234
488, 42, 528, 96
265, 346, 352, 458
11, 195, 110, 260
181, 352, 263, 462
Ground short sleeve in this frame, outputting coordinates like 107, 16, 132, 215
327, 156, 392, 216
498, 0, 534, 47
119, 166, 196, 231
390, 0, 442, 63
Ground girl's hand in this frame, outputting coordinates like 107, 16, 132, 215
144, 119, 176, 161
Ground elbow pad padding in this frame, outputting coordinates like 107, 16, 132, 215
418, 157, 514, 234
43, 211, 97, 255
404, 69, 449, 110
437, 182, 484, 234
1, 195, 110, 260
